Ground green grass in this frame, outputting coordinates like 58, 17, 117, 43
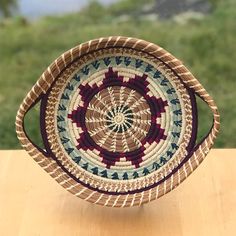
0, 0, 235, 149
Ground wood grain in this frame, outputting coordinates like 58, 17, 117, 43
0, 149, 235, 236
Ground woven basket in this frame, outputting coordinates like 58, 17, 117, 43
16, 37, 220, 207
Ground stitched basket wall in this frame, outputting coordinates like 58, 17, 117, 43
16, 37, 220, 207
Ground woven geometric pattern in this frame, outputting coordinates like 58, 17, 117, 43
16, 37, 220, 207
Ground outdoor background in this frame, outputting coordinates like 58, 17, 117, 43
0, 0, 235, 149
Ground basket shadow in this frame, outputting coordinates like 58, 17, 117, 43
60, 192, 183, 236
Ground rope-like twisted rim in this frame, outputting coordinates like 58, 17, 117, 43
16, 36, 220, 207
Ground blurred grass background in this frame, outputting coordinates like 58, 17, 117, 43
0, 0, 235, 149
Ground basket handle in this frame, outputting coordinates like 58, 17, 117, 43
184, 79, 220, 160
16, 80, 51, 161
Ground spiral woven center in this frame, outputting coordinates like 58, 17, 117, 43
106, 105, 132, 129
113, 113, 125, 125
85, 86, 151, 152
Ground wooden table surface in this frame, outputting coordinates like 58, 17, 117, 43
0, 149, 235, 236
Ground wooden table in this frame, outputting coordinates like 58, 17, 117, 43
0, 149, 235, 236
